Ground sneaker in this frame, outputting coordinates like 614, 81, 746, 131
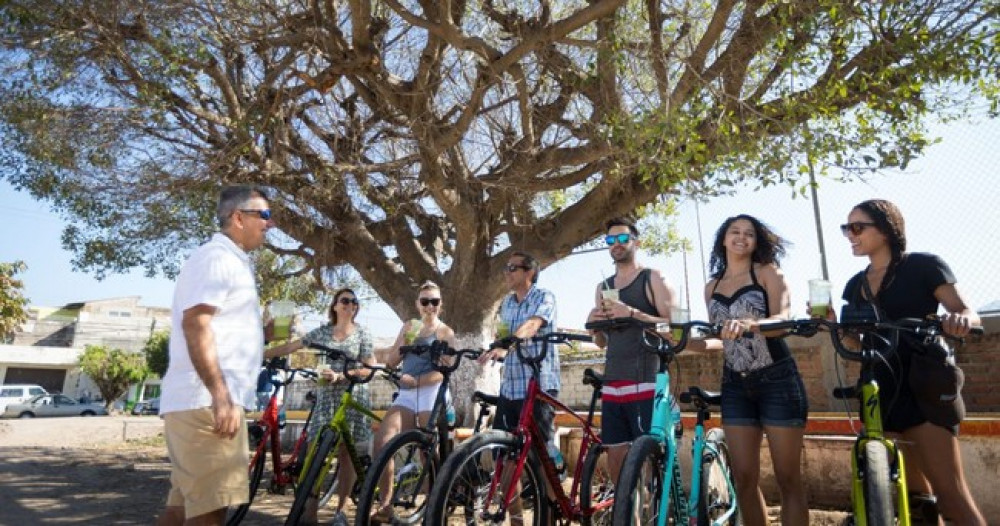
330, 510, 348, 526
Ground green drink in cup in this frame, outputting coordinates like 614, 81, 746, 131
405, 319, 423, 344
808, 279, 833, 317
670, 307, 689, 342
269, 300, 295, 340
496, 319, 511, 340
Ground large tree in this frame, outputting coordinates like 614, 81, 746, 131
0, 2, 995, 326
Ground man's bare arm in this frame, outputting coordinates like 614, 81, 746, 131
182, 304, 241, 439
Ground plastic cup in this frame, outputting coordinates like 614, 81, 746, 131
670, 307, 690, 342
601, 288, 619, 303
405, 319, 423, 344
808, 279, 833, 317
269, 300, 295, 340
496, 319, 511, 339
316, 363, 331, 386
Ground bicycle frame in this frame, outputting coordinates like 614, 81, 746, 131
486, 333, 604, 522
299, 386, 383, 496
646, 328, 738, 526
847, 349, 910, 526
251, 382, 314, 490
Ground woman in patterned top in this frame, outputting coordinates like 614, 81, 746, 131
268, 288, 375, 526
685, 214, 808, 526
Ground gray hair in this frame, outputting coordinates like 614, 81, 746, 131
217, 185, 268, 228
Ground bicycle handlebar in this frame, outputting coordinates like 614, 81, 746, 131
263, 356, 318, 387
585, 317, 735, 357
502, 331, 593, 365
398, 341, 484, 374
303, 339, 398, 384
757, 317, 984, 363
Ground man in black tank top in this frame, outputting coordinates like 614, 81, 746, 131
586, 218, 678, 483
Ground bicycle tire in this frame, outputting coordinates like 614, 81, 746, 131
425, 430, 548, 526
862, 441, 894, 526
285, 428, 337, 526
698, 428, 740, 526
612, 435, 667, 525
579, 443, 614, 526
357, 430, 436, 524
226, 442, 267, 526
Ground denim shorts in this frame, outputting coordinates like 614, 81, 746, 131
721, 358, 808, 428
601, 398, 654, 445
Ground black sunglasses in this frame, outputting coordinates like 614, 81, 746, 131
239, 209, 272, 220
504, 264, 529, 273
338, 297, 359, 305
840, 222, 876, 236
419, 298, 441, 307
605, 233, 632, 246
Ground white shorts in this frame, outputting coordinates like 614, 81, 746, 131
393, 383, 449, 414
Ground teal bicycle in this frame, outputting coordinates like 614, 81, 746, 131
587, 318, 740, 526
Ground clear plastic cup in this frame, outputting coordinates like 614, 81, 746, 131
670, 307, 690, 342
601, 288, 619, 302
316, 363, 331, 386
269, 300, 295, 340
808, 279, 833, 317
405, 319, 423, 344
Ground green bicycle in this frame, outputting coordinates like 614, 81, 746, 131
284, 342, 396, 525
758, 316, 982, 526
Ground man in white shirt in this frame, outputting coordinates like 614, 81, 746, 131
157, 185, 274, 526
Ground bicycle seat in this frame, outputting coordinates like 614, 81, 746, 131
833, 386, 857, 400
473, 391, 499, 407
680, 386, 721, 406
582, 368, 604, 390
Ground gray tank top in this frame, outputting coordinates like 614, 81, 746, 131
400, 333, 437, 377
603, 269, 660, 383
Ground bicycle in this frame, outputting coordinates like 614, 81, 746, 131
226, 356, 318, 525
757, 316, 983, 526
598, 318, 739, 526
284, 341, 397, 525
355, 341, 497, 524
425, 332, 616, 526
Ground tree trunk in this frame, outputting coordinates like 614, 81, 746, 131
451, 328, 502, 428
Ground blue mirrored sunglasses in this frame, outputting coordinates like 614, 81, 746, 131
605, 233, 632, 246
239, 209, 272, 220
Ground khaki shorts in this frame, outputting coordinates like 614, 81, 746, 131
163, 407, 249, 518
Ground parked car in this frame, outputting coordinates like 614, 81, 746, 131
131, 398, 160, 416
1, 394, 109, 418
0, 384, 48, 413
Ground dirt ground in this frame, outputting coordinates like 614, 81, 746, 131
0, 416, 849, 525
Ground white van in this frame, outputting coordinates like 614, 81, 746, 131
0, 384, 49, 413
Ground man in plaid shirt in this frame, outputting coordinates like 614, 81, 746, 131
479, 250, 559, 443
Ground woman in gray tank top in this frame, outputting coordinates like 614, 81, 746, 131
368, 281, 458, 522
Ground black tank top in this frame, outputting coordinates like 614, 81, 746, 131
602, 269, 660, 383
707, 265, 790, 372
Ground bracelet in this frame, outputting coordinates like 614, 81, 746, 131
629, 307, 636, 318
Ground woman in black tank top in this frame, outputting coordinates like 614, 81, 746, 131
687, 214, 809, 526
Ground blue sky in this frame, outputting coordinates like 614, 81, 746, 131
2, 117, 997, 338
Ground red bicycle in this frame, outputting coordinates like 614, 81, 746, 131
226, 357, 318, 526
425, 332, 615, 525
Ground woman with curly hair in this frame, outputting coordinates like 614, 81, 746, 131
686, 214, 808, 526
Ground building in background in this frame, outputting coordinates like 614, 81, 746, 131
0, 297, 170, 405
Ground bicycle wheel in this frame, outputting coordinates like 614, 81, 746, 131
580, 443, 614, 526
612, 435, 667, 525
285, 428, 337, 526
698, 428, 739, 526
357, 430, 436, 524
862, 441, 894, 526
226, 443, 267, 526
425, 430, 548, 526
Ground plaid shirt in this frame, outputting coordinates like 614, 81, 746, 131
498, 285, 559, 399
